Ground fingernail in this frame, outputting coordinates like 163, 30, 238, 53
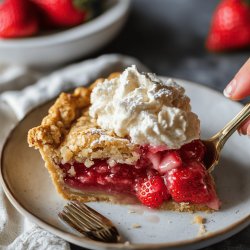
247, 126, 250, 136
239, 125, 250, 136
223, 78, 237, 98
238, 128, 243, 136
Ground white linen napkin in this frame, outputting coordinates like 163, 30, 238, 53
0, 54, 148, 250
1, 54, 148, 120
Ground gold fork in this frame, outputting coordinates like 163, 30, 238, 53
202, 102, 250, 172
58, 104, 250, 242
58, 202, 120, 243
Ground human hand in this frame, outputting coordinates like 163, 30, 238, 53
223, 58, 250, 135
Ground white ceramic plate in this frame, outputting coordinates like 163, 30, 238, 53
1, 78, 250, 250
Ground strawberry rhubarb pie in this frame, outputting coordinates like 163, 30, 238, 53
28, 66, 220, 211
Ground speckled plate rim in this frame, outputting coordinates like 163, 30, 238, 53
1, 78, 250, 250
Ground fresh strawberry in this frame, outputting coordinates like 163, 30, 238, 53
180, 140, 205, 162
167, 161, 217, 205
0, 0, 38, 38
135, 175, 170, 208
31, 0, 87, 28
206, 0, 250, 51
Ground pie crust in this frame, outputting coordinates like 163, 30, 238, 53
28, 73, 217, 212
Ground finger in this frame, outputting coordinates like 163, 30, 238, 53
224, 58, 250, 100
238, 118, 250, 136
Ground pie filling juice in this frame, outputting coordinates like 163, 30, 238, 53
59, 140, 220, 209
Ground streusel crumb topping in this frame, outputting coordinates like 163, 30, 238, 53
28, 75, 139, 167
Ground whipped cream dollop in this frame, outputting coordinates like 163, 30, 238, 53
89, 66, 200, 149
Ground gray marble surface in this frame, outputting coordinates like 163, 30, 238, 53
71, 0, 250, 249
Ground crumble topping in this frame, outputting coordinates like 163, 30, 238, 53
28, 83, 140, 167
84, 159, 94, 168
58, 114, 140, 165
193, 215, 207, 236
67, 166, 76, 177
131, 223, 141, 229
193, 215, 205, 224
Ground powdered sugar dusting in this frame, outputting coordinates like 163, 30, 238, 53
90, 66, 200, 149
90, 134, 131, 147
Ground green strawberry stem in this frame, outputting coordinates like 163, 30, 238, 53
74, 0, 100, 10
242, 0, 250, 6
73, 0, 103, 19
74, 0, 89, 10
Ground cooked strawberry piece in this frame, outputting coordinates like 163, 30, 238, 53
166, 161, 219, 208
60, 140, 220, 209
60, 161, 146, 195
159, 151, 182, 174
148, 145, 169, 154
135, 175, 170, 208
147, 151, 161, 170
135, 146, 151, 169
146, 168, 160, 178
78, 171, 96, 184
95, 164, 109, 174
147, 149, 182, 174
180, 140, 205, 162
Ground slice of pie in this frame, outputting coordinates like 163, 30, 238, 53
28, 66, 220, 211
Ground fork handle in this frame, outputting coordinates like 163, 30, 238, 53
212, 102, 250, 150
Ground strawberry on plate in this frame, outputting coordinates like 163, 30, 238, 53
0, 0, 38, 38
31, 0, 88, 28
166, 161, 220, 209
206, 0, 250, 51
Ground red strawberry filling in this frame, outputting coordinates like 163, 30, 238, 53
59, 140, 220, 210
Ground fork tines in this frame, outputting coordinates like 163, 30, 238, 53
58, 202, 120, 243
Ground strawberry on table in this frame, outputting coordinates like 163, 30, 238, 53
206, 0, 250, 51
31, 0, 89, 28
0, 0, 38, 38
